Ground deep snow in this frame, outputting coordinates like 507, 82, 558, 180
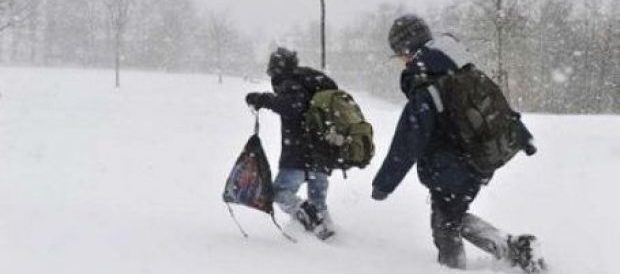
0, 67, 618, 274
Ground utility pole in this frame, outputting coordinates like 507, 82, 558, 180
105, 0, 132, 88
320, 0, 326, 70
495, 0, 509, 99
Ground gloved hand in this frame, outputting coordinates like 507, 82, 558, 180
245, 92, 266, 110
524, 139, 537, 156
371, 188, 389, 201
525, 143, 537, 156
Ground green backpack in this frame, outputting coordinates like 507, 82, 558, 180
304, 90, 375, 172
431, 65, 533, 174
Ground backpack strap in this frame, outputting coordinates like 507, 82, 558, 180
428, 85, 445, 113
253, 112, 260, 135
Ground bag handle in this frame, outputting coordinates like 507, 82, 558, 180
253, 110, 260, 135
226, 203, 249, 238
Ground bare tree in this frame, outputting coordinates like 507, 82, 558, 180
325, 3, 403, 99
532, 0, 574, 112
206, 11, 236, 84
0, 0, 39, 64
0, 0, 37, 33
482, 0, 527, 101
83, 1, 106, 66
444, 0, 528, 104
105, 0, 132, 88
608, 0, 620, 113
581, 1, 598, 106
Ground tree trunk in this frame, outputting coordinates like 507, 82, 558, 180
538, 16, 546, 111
216, 39, 222, 84
115, 31, 121, 88
28, 8, 37, 64
583, 17, 591, 113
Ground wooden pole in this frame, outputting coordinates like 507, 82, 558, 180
320, 0, 326, 70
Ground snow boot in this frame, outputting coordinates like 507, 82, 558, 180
507, 234, 547, 274
313, 210, 335, 240
294, 201, 319, 231
294, 201, 335, 240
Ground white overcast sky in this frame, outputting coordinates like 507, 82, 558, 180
193, 0, 451, 39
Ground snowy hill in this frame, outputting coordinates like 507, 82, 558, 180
1, 67, 618, 274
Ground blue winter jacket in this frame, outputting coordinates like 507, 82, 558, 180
372, 35, 489, 197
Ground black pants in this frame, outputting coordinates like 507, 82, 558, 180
430, 187, 510, 269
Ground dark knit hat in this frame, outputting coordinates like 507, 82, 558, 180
266, 47, 299, 77
388, 14, 432, 56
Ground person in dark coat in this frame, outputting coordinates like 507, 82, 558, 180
245, 47, 338, 239
371, 14, 546, 273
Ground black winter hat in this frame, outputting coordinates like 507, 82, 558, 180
267, 47, 299, 77
388, 14, 432, 56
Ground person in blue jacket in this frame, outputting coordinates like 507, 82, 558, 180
371, 15, 546, 273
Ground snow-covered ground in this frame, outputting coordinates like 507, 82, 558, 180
0, 67, 618, 274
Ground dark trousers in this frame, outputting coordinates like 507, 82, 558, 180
430, 188, 510, 269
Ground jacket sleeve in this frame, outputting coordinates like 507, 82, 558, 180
372, 96, 436, 194
261, 80, 309, 116
514, 115, 534, 145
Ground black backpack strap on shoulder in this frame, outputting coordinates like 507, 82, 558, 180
270, 212, 297, 243
225, 203, 249, 238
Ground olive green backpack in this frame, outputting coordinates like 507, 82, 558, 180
304, 90, 375, 173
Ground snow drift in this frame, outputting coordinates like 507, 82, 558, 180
0, 67, 618, 274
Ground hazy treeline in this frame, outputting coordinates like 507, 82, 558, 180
286, 1, 619, 113
438, 0, 619, 113
0, 0, 618, 113
0, 0, 258, 80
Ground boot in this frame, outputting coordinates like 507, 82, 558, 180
313, 210, 335, 240
294, 201, 319, 231
294, 201, 335, 240
507, 234, 547, 274
462, 214, 547, 273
